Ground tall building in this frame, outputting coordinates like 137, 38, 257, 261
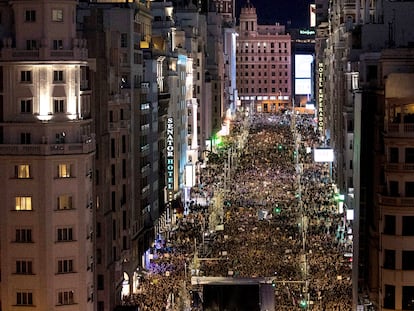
315, 0, 414, 310
236, 0, 292, 113
0, 0, 94, 310
77, 1, 159, 309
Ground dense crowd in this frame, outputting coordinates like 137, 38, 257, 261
122, 111, 353, 310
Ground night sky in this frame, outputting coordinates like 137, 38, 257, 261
235, 0, 313, 29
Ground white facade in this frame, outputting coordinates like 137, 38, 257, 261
0, 0, 94, 310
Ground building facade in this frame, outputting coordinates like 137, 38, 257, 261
315, 0, 414, 310
0, 0, 94, 309
236, 0, 292, 113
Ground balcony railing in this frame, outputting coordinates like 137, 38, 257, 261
386, 123, 414, 137
140, 144, 150, 153
384, 163, 414, 171
0, 138, 95, 156
378, 195, 414, 207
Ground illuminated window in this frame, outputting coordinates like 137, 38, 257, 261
58, 164, 71, 178
57, 259, 73, 273
16, 260, 33, 274
20, 99, 32, 113
57, 195, 73, 210
15, 164, 31, 178
57, 227, 73, 241
16, 291, 33, 306
58, 290, 74, 305
15, 196, 32, 211
52, 9, 63, 22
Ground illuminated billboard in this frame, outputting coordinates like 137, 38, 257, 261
295, 54, 313, 95
314, 148, 334, 162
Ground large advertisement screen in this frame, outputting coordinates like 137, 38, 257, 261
295, 54, 313, 95
314, 148, 334, 162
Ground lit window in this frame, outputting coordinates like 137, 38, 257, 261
58, 164, 71, 178
58, 259, 74, 273
57, 195, 73, 210
58, 290, 74, 305
16, 291, 33, 305
15, 196, 32, 211
15, 164, 31, 178
52, 9, 63, 22
16, 260, 33, 274
57, 227, 73, 241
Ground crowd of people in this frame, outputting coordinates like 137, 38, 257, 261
122, 110, 353, 310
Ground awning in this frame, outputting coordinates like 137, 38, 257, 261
52, 86, 66, 97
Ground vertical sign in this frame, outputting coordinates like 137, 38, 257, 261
318, 62, 324, 134
166, 117, 174, 201
310, 4, 316, 28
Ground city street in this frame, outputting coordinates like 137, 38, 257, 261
122, 111, 352, 310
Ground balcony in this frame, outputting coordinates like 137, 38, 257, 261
0, 138, 95, 156
384, 163, 414, 172
386, 123, 414, 137
140, 123, 150, 134
120, 120, 130, 129
141, 163, 151, 174
1, 46, 88, 61
378, 194, 414, 207
140, 144, 150, 154
109, 93, 131, 106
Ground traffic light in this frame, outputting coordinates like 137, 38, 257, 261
278, 144, 283, 151
213, 134, 223, 148
299, 299, 308, 308
273, 205, 281, 214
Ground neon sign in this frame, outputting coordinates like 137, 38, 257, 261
166, 117, 174, 201
318, 62, 324, 134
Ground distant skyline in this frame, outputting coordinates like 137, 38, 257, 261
235, 0, 313, 29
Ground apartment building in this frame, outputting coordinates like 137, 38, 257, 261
0, 0, 94, 310
77, 1, 160, 309
315, 0, 414, 309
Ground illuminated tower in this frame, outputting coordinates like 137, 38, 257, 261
0, 0, 94, 310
